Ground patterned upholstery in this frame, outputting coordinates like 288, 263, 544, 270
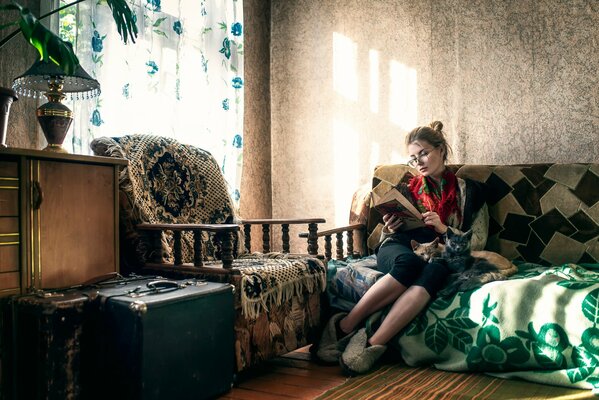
91, 134, 237, 266
91, 134, 325, 372
366, 163, 599, 265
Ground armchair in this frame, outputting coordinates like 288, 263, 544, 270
90, 134, 326, 372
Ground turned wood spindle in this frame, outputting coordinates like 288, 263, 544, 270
193, 229, 203, 266
221, 232, 234, 269
307, 223, 319, 256
335, 232, 344, 260
324, 235, 332, 261
173, 230, 182, 265
282, 224, 290, 253
148, 231, 163, 263
347, 230, 354, 258
243, 224, 252, 253
262, 224, 270, 253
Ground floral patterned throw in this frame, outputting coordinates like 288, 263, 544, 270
364, 262, 599, 390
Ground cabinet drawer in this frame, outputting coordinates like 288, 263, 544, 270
0, 161, 19, 217
0, 271, 19, 291
0, 245, 18, 272
0, 161, 18, 177
0, 217, 19, 272
0, 189, 18, 216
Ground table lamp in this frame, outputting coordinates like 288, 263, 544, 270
12, 58, 100, 153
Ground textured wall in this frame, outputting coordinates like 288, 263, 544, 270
241, 0, 275, 251
0, 0, 41, 149
241, 0, 272, 219
264, 0, 599, 250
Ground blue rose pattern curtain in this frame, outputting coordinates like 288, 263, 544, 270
60, 0, 244, 203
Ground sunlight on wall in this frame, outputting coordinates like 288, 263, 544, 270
370, 142, 380, 175
389, 60, 417, 131
333, 118, 359, 227
331, 34, 418, 227
333, 33, 358, 102
369, 50, 380, 113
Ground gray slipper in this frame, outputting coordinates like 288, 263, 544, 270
315, 312, 355, 364
339, 328, 387, 376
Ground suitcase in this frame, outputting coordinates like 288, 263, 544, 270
1, 289, 91, 400
84, 278, 235, 400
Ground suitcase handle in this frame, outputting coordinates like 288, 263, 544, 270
146, 280, 181, 292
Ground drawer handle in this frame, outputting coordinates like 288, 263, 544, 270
32, 181, 43, 209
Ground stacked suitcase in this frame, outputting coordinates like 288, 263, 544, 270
1, 277, 235, 400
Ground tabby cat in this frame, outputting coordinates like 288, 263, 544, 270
411, 229, 518, 296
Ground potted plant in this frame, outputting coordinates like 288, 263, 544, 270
0, 0, 138, 146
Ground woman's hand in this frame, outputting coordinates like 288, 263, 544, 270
383, 213, 404, 233
422, 211, 447, 234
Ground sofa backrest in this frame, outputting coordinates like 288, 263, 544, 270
366, 163, 599, 265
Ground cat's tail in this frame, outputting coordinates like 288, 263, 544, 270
500, 262, 518, 277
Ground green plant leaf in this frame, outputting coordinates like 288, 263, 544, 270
444, 308, 478, 330
430, 296, 453, 310
566, 366, 594, 383
572, 345, 599, 368
405, 314, 428, 336
582, 288, 599, 325
106, 0, 138, 44
425, 321, 448, 355
153, 16, 167, 27
153, 29, 167, 38
15, 4, 79, 74
447, 326, 473, 353
558, 281, 595, 289
532, 342, 566, 369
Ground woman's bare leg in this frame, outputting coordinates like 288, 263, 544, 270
339, 275, 408, 334
368, 285, 430, 346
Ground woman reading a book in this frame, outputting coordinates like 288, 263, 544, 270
315, 121, 489, 375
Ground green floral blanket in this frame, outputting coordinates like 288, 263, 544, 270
367, 263, 599, 391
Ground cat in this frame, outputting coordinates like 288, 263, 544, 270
411, 229, 518, 296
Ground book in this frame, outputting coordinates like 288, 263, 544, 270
371, 186, 425, 230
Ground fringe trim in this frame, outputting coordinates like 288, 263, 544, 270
239, 258, 326, 320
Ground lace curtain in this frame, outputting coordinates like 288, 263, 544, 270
60, 0, 244, 202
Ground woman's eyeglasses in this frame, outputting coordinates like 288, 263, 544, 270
407, 147, 438, 168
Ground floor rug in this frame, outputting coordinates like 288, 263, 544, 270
316, 361, 597, 400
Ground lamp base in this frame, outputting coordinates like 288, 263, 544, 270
42, 143, 69, 153
37, 101, 73, 153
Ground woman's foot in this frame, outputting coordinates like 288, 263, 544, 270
314, 312, 355, 364
339, 328, 387, 376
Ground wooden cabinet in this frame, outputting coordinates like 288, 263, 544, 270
0, 148, 127, 296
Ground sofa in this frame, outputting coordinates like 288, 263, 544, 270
323, 163, 599, 391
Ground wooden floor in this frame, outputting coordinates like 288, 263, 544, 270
217, 347, 347, 400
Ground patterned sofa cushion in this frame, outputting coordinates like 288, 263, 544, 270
366, 164, 599, 265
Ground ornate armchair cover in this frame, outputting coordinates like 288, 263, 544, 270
91, 134, 239, 268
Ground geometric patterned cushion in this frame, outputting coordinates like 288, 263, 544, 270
367, 163, 599, 266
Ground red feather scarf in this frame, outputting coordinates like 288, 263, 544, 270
408, 169, 462, 227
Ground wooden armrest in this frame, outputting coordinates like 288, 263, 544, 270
136, 223, 238, 268
299, 223, 366, 261
136, 223, 239, 232
298, 223, 365, 238
240, 218, 325, 225
239, 218, 325, 255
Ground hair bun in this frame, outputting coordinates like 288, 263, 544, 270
429, 121, 443, 132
